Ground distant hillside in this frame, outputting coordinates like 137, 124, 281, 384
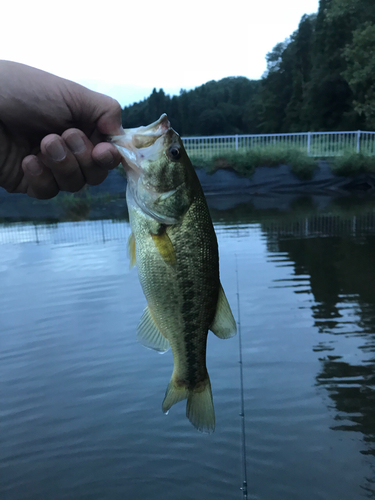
121, 0, 375, 135
121, 77, 261, 136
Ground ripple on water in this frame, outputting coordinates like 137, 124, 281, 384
1, 219, 375, 500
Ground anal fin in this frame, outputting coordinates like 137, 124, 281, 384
137, 306, 170, 353
210, 285, 237, 339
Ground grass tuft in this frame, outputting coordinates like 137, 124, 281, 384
331, 152, 375, 176
190, 147, 317, 180
55, 191, 92, 220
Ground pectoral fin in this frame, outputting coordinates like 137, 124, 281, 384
137, 305, 170, 353
210, 285, 237, 339
127, 232, 136, 269
151, 231, 176, 266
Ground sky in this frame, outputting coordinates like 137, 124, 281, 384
1, 0, 319, 107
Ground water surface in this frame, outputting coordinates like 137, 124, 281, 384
1, 205, 375, 499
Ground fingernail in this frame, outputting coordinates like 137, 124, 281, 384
65, 134, 86, 154
45, 140, 66, 161
25, 159, 43, 176
97, 150, 114, 167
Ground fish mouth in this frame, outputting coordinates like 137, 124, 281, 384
131, 113, 171, 147
110, 114, 172, 175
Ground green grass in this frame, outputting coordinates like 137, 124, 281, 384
191, 147, 375, 180
330, 152, 375, 176
190, 147, 317, 180
56, 191, 92, 220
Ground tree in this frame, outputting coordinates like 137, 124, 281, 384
284, 15, 316, 131
198, 109, 226, 135
121, 0, 375, 134
122, 77, 261, 135
258, 40, 294, 132
343, 23, 375, 128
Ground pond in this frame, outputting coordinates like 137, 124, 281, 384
1, 199, 375, 500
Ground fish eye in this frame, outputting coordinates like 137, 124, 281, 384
168, 146, 181, 160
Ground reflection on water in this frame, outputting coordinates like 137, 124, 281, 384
261, 214, 375, 499
276, 236, 375, 458
1, 201, 375, 500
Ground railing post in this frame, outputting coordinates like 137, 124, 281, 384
34, 223, 39, 244
101, 219, 106, 243
307, 132, 311, 156
357, 130, 361, 153
235, 134, 239, 151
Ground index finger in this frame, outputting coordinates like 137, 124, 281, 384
92, 142, 122, 170
40, 134, 85, 192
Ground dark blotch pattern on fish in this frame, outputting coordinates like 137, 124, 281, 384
172, 193, 220, 389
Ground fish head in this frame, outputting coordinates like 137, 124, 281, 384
111, 114, 194, 224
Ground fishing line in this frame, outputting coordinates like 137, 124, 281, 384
235, 254, 248, 500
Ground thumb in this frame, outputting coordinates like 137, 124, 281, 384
77, 87, 123, 141
95, 95, 123, 136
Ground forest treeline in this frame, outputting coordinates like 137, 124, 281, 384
121, 0, 375, 135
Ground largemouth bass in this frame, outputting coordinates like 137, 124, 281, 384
111, 114, 236, 433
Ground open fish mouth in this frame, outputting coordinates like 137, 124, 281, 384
110, 114, 171, 174
131, 113, 171, 147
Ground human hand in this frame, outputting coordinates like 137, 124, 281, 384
0, 61, 123, 199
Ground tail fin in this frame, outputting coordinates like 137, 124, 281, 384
162, 377, 215, 434
162, 380, 189, 414
186, 379, 215, 433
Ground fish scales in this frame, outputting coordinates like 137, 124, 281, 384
130, 189, 219, 388
111, 114, 236, 433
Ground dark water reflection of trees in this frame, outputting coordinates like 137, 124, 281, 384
272, 234, 375, 465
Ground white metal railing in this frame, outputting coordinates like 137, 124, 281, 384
181, 130, 375, 157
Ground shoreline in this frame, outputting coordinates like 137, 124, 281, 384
1, 163, 375, 222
